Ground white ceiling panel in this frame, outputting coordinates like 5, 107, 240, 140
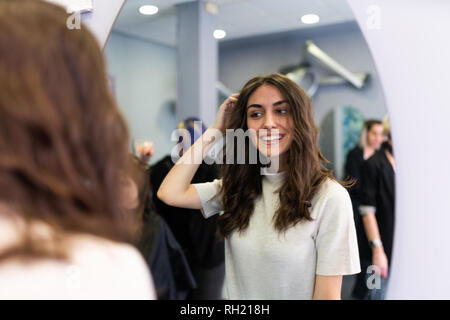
112, 0, 356, 46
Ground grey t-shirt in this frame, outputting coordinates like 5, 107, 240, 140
193, 172, 361, 299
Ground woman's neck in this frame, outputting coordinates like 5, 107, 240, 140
272, 154, 287, 173
363, 146, 376, 160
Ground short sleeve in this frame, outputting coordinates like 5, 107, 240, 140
359, 159, 378, 216
192, 179, 223, 219
315, 184, 361, 276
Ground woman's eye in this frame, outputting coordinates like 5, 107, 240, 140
250, 112, 262, 118
277, 109, 288, 115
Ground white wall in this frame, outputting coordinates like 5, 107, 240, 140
81, 0, 125, 48
104, 32, 177, 165
348, 0, 450, 299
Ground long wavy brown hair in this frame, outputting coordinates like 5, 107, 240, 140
217, 73, 353, 239
127, 155, 154, 240
0, 0, 135, 260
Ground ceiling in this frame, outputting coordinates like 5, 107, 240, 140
112, 0, 356, 47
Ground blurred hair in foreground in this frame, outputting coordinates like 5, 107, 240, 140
0, 0, 136, 261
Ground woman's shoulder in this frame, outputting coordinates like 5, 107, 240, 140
67, 233, 145, 266
362, 150, 386, 173
312, 178, 351, 208
67, 234, 156, 294
367, 149, 385, 163
319, 177, 350, 197
349, 145, 362, 155
0, 234, 156, 299
347, 146, 363, 159
309, 178, 353, 222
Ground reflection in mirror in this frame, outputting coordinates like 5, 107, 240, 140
105, 0, 394, 300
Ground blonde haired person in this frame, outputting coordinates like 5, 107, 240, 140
344, 120, 384, 298
358, 116, 395, 300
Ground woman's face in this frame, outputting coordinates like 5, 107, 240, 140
367, 124, 384, 149
246, 84, 295, 159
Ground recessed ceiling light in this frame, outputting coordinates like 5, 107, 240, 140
139, 5, 159, 15
301, 14, 320, 24
213, 29, 226, 39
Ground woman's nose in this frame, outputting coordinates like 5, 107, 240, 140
263, 112, 276, 129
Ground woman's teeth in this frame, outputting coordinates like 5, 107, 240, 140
261, 135, 284, 142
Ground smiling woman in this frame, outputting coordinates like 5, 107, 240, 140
103, 0, 398, 301
157, 73, 361, 299
245, 85, 294, 163
52, 0, 450, 301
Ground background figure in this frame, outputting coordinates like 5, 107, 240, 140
344, 120, 384, 299
0, 0, 154, 299
126, 155, 196, 300
358, 116, 395, 300
141, 118, 225, 300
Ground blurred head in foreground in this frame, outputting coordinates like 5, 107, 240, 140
0, 0, 135, 260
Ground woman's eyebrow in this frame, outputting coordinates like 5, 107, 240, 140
273, 100, 288, 106
247, 104, 263, 109
247, 100, 288, 109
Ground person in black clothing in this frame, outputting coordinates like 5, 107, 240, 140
345, 120, 384, 299
357, 117, 395, 300
345, 120, 384, 219
126, 155, 196, 300
138, 117, 225, 300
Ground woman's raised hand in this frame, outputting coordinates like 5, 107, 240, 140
136, 141, 154, 164
211, 93, 239, 131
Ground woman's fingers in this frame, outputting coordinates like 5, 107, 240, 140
382, 266, 388, 279
137, 141, 154, 157
213, 93, 240, 130
229, 93, 239, 102
226, 94, 239, 107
